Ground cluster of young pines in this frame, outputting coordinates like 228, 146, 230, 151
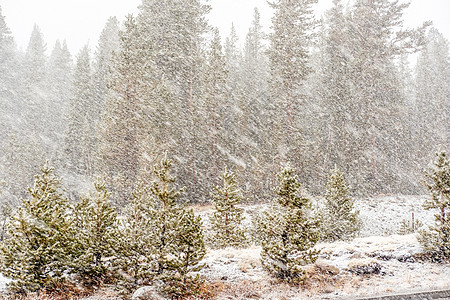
0, 151, 448, 298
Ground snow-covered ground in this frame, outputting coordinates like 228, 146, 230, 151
355, 195, 435, 237
199, 234, 450, 299
195, 195, 448, 299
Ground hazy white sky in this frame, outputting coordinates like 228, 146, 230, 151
2, 0, 449, 56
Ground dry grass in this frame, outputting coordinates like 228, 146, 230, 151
0, 285, 122, 300
302, 260, 345, 295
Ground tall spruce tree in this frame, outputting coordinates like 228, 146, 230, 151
209, 168, 246, 248
0, 5, 17, 92
138, 0, 211, 202
0, 163, 74, 293
46, 40, 73, 150
64, 45, 94, 176
98, 15, 159, 205
415, 28, 450, 160
267, 0, 317, 180
23, 24, 47, 87
93, 17, 120, 118
344, 0, 429, 194
318, 0, 353, 176
240, 8, 272, 199
259, 166, 319, 283
202, 29, 229, 187
320, 167, 360, 241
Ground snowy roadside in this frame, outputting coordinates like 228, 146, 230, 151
198, 234, 450, 299
194, 195, 447, 299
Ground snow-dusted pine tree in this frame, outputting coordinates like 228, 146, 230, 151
345, 0, 429, 194
320, 167, 360, 242
46, 40, 73, 147
97, 15, 159, 205
415, 28, 450, 160
115, 180, 154, 290
116, 153, 206, 297
0, 5, 17, 91
202, 28, 229, 186
259, 166, 319, 283
92, 16, 120, 116
72, 178, 118, 285
23, 24, 47, 87
147, 153, 206, 298
63, 45, 95, 176
138, 0, 211, 202
419, 151, 450, 259
209, 168, 247, 248
267, 0, 317, 177
0, 163, 74, 293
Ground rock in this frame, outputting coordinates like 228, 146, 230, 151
131, 285, 166, 300
348, 259, 381, 275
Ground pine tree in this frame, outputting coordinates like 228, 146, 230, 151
209, 168, 246, 248
224, 23, 242, 97
97, 15, 160, 205
72, 178, 118, 285
116, 153, 206, 297
259, 166, 319, 283
146, 153, 206, 297
0, 5, 17, 92
415, 28, 450, 160
202, 28, 229, 186
93, 17, 120, 117
46, 40, 73, 148
115, 181, 154, 290
267, 0, 317, 182
0, 163, 74, 293
138, 0, 211, 202
320, 167, 360, 242
241, 8, 272, 200
23, 24, 47, 87
64, 44, 95, 176
344, 0, 429, 194
419, 151, 450, 259
319, 0, 353, 175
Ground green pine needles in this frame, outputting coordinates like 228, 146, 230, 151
0, 154, 207, 298
419, 151, 450, 260
209, 168, 247, 248
147, 153, 206, 298
0, 162, 73, 293
320, 167, 360, 242
117, 152, 206, 297
259, 165, 319, 283
72, 177, 119, 285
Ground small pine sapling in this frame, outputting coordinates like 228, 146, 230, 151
209, 168, 247, 248
147, 152, 206, 298
115, 180, 155, 290
419, 151, 450, 260
259, 165, 319, 283
320, 167, 360, 241
72, 178, 119, 285
0, 162, 73, 293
